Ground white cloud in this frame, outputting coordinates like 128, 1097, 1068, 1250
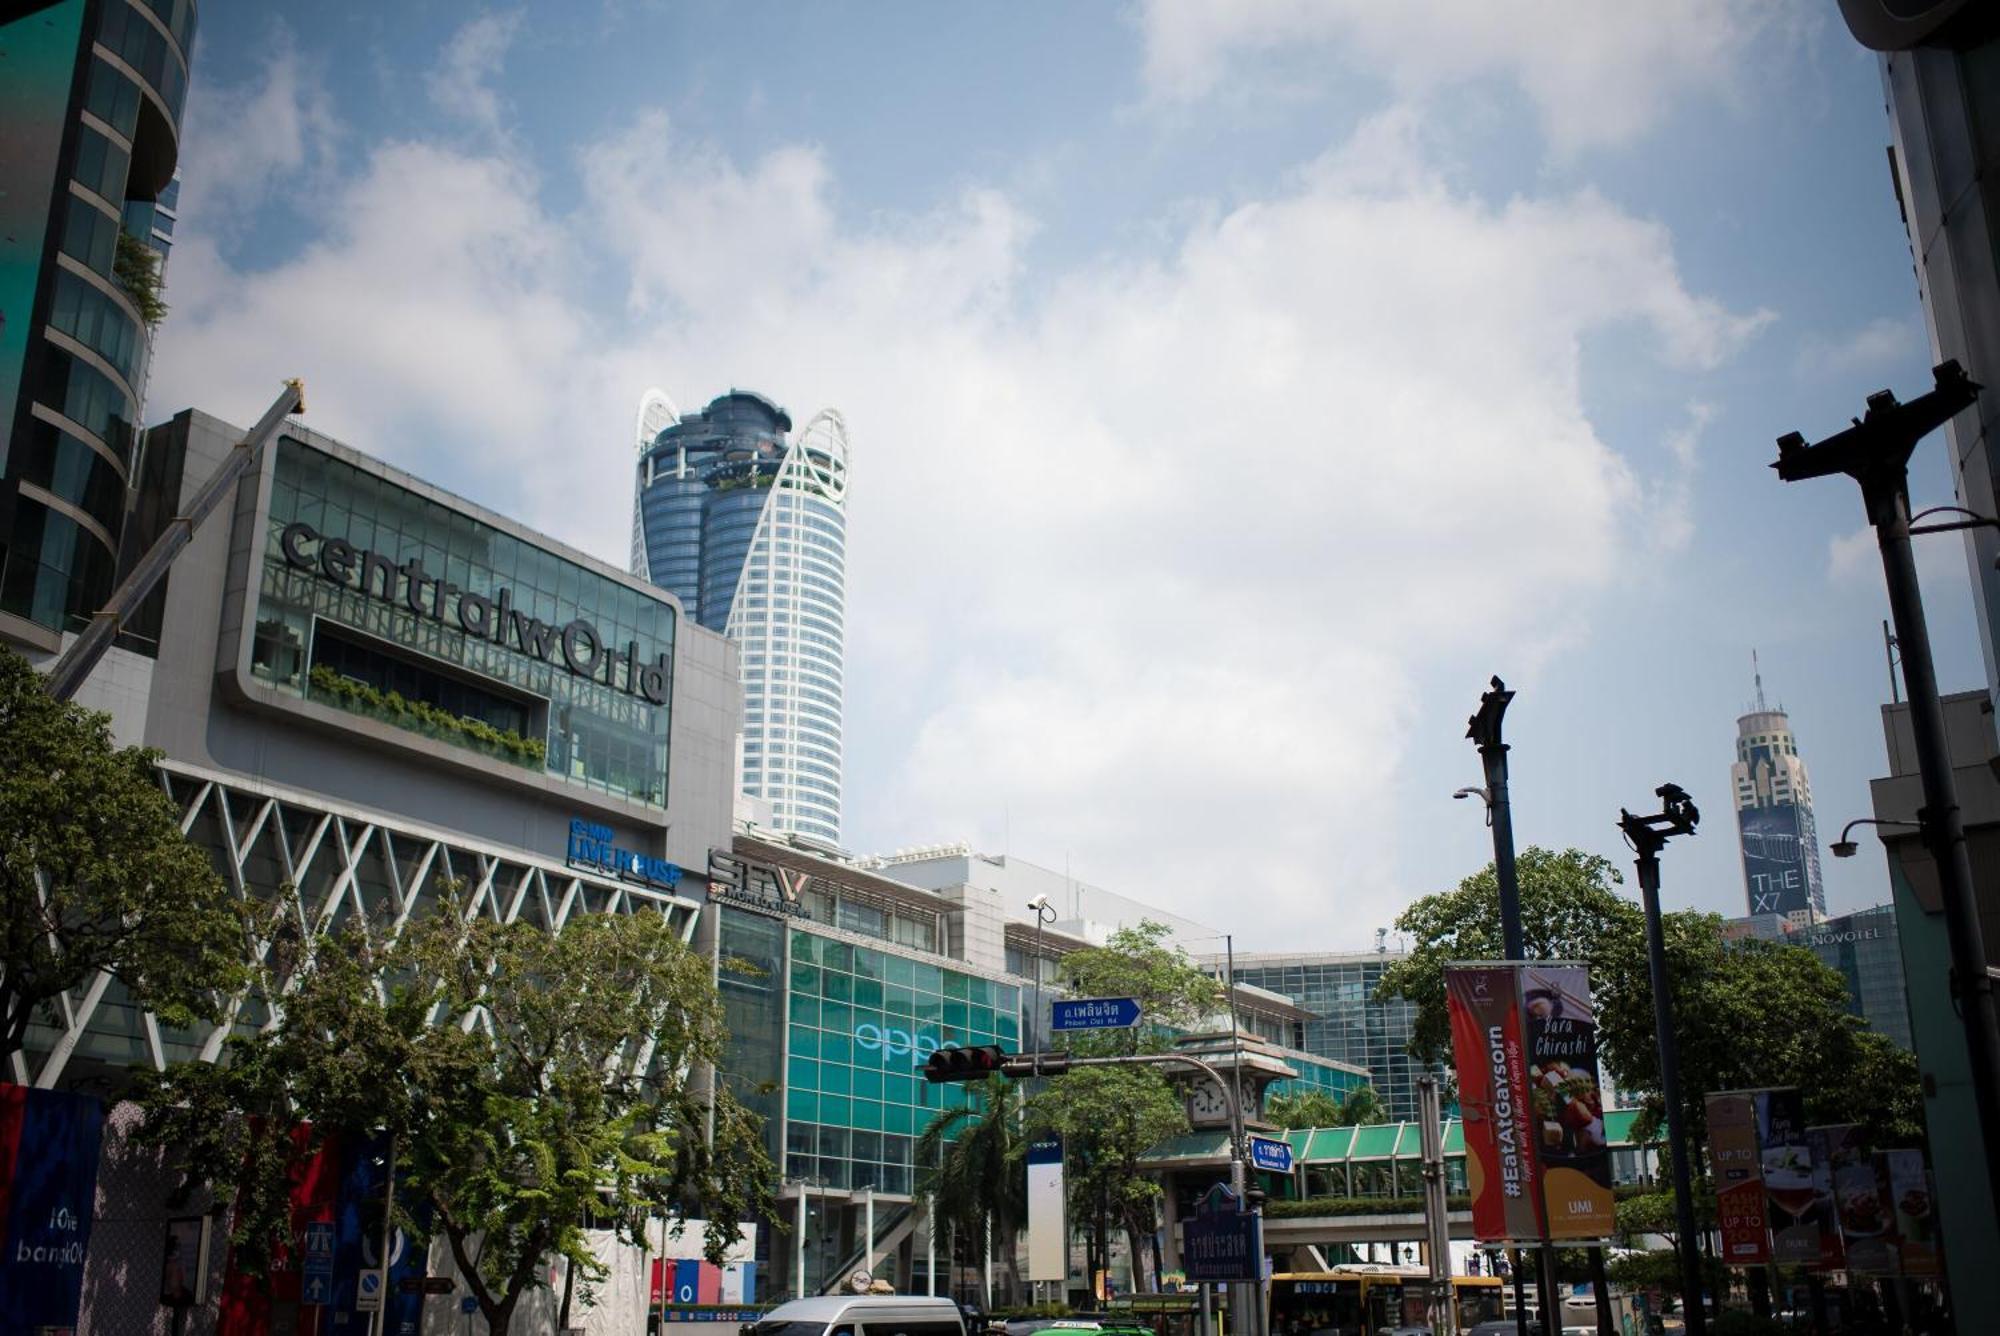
176, 31, 338, 235
1135, 0, 1797, 153
148, 56, 1766, 947
1795, 315, 1922, 380
427, 11, 522, 137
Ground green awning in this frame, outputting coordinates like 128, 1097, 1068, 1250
1349, 1125, 1399, 1159
1303, 1127, 1353, 1161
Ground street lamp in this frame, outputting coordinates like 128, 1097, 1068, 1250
1772, 360, 2000, 1224
1828, 817, 1922, 860
1027, 893, 1057, 1075
1618, 784, 1706, 1336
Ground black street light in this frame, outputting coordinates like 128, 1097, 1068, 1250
1772, 360, 2000, 1224
1828, 817, 1922, 860
1619, 784, 1706, 1336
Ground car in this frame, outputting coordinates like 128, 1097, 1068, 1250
745, 1295, 969, 1336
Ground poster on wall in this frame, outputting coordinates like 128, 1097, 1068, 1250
1521, 965, 1614, 1239
1706, 1092, 1770, 1265
1027, 1135, 1066, 1282
1446, 964, 1545, 1242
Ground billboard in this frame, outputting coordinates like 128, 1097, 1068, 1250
1755, 1089, 1823, 1264
1446, 963, 1614, 1242
1026, 1136, 1065, 1282
0, 0, 88, 475
1706, 1092, 1770, 1265
1738, 803, 1817, 918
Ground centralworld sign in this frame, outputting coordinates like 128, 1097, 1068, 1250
278, 521, 672, 705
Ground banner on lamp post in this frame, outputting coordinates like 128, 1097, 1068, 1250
1445, 964, 1545, 1243
1026, 1136, 1065, 1282
1521, 964, 1614, 1239
1753, 1089, 1822, 1265
1707, 1091, 1770, 1265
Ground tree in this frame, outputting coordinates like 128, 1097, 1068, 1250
0, 647, 242, 1066
1376, 846, 1926, 1153
1265, 1085, 1386, 1130
916, 1076, 1026, 1297
1029, 921, 1221, 1290
140, 888, 770, 1333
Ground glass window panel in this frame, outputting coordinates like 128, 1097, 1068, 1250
788, 1056, 819, 1091
820, 1063, 850, 1095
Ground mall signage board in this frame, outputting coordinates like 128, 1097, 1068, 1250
565, 819, 682, 890
1445, 963, 1613, 1243
706, 850, 812, 918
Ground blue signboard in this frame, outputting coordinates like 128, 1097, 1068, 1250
1051, 997, 1142, 1031
302, 1220, 335, 1305
1182, 1211, 1261, 1283
1248, 1136, 1293, 1174
462, 1296, 480, 1314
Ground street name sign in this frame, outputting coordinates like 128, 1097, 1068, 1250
1050, 997, 1141, 1032
1181, 1211, 1261, 1283
1248, 1135, 1293, 1174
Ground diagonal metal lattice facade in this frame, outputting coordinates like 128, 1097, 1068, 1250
15, 759, 705, 1091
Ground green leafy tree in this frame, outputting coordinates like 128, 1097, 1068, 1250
916, 1075, 1027, 1297
1265, 1085, 1387, 1129
141, 888, 770, 1333
0, 647, 243, 1064
1376, 846, 1925, 1153
1030, 921, 1221, 1290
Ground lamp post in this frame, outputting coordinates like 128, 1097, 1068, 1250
1772, 360, 2000, 1224
1027, 894, 1057, 1074
1463, 677, 1560, 1334
1828, 816, 1922, 860
1618, 784, 1706, 1336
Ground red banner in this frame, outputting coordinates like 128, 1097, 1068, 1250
1446, 965, 1544, 1242
1706, 1092, 1769, 1264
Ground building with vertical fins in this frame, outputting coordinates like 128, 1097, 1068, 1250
0, 0, 195, 651
631, 389, 849, 845
1730, 655, 1827, 926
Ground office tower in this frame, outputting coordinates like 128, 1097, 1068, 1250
0, 0, 195, 649
632, 389, 849, 844
1731, 657, 1827, 926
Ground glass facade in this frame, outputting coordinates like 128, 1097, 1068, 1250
1799, 905, 1913, 1051
1230, 955, 1445, 1122
784, 929, 1019, 1194
718, 907, 788, 1159
254, 437, 677, 807
1266, 1052, 1371, 1103
1, 0, 194, 636
632, 391, 848, 844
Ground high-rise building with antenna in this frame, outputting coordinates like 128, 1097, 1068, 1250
630, 389, 849, 845
1731, 653, 1827, 926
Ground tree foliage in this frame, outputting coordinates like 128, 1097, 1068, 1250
1265, 1085, 1387, 1129
139, 886, 770, 1333
916, 1075, 1026, 1288
1376, 846, 1925, 1151
0, 647, 242, 1064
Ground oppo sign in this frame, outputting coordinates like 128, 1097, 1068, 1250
854, 1022, 940, 1067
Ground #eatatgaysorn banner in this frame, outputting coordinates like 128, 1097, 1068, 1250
1446, 964, 1544, 1242
1521, 965, 1614, 1239
1706, 1091, 1770, 1265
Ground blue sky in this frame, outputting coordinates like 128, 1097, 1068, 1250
149, 1, 1989, 948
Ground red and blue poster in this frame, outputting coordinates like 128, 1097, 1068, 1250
0, 1084, 105, 1331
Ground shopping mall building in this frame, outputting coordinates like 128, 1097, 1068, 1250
25, 406, 1371, 1321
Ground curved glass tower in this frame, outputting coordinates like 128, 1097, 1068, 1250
632, 390, 848, 844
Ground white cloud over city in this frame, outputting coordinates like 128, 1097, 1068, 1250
149, 14, 1774, 944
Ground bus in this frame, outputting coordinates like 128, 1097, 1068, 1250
1270, 1266, 1510, 1335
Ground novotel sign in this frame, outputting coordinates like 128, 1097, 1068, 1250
853, 1022, 941, 1067
566, 818, 683, 890
278, 521, 672, 705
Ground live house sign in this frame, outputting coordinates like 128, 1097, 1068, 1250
279, 522, 671, 704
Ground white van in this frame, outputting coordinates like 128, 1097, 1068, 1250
746, 1295, 968, 1336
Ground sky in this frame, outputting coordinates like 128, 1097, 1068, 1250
148, 1, 1993, 951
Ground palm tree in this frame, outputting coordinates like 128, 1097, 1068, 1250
1265, 1085, 1389, 1129
916, 1077, 1026, 1303
1333, 1085, 1388, 1127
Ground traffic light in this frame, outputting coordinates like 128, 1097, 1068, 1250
923, 1044, 1008, 1084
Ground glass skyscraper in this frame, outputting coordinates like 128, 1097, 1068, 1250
632, 389, 849, 844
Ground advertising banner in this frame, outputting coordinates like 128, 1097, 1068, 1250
1738, 804, 1813, 918
1446, 964, 1545, 1242
1026, 1135, 1066, 1281
1707, 1092, 1769, 1264
1801, 1126, 1847, 1268
1755, 1089, 1821, 1264
0, 1086, 103, 1332
1522, 965, 1614, 1239
1825, 1129, 1898, 1276
1882, 1150, 1940, 1278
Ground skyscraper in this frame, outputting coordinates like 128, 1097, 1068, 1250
1731, 656, 1826, 926
631, 389, 849, 844
0, 0, 196, 650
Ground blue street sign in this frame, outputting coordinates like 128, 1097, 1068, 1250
1248, 1135, 1293, 1174
1050, 997, 1142, 1031
303, 1273, 331, 1306
461, 1296, 480, 1314
1181, 1210, 1261, 1283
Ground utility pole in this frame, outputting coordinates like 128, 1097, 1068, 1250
45, 380, 303, 701
1417, 1076, 1456, 1336
1772, 360, 2000, 1227
1619, 785, 1706, 1336
1467, 677, 1558, 1333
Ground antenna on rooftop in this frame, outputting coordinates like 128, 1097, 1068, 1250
1753, 649, 1768, 712
1375, 927, 1388, 954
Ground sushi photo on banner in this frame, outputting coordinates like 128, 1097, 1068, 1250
1521, 964, 1614, 1239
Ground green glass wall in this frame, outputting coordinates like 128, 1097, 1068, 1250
718, 907, 786, 1159
785, 929, 1019, 1194
1266, 1054, 1369, 1103
256, 437, 676, 807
